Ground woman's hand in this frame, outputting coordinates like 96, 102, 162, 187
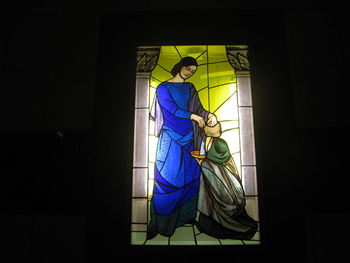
207, 113, 217, 127
191, 114, 205, 128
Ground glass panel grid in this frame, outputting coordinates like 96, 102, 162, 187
132, 45, 260, 246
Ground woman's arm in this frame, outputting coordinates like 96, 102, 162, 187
157, 84, 206, 128
157, 84, 192, 119
190, 84, 217, 127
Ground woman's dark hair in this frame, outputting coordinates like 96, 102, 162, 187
171, 56, 198, 76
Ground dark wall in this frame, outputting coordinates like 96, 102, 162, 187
1, 3, 349, 263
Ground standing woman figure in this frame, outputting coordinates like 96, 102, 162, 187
147, 57, 217, 239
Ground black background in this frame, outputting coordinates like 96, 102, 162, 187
1, 2, 350, 263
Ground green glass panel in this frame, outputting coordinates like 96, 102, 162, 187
209, 84, 237, 113
131, 232, 147, 245
198, 87, 209, 111
196, 232, 221, 245
207, 45, 228, 63
169, 227, 196, 245
188, 64, 208, 91
244, 240, 260, 245
252, 231, 260, 241
208, 62, 236, 87
219, 239, 244, 245
145, 234, 169, 245
176, 45, 207, 65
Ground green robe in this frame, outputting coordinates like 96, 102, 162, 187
197, 137, 258, 240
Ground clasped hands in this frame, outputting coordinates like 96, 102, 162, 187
191, 113, 217, 128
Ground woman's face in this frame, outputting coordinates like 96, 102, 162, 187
179, 65, 197, 79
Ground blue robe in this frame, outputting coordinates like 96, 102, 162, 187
147, 81, 209, 238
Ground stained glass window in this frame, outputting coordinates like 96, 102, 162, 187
132, 45, 260, 245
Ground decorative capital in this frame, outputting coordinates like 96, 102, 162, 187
226, 45, 250, 71
136, 46, 161, 73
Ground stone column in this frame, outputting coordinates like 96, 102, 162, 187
227, 46, 259, 222
132, 47, 160, 234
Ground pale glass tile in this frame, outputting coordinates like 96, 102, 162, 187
135, 77, 149, 108
148, 178, 154, 200
220, 239, 244, 245
131, 232, 147, 245
220, 120, 239, 133
237, 76, 252, 106
242, 166, 258, 195
245, 197, 259, 221
239, 108, 256, 165
132, 198, 148, 223
132, 168, 148, 197
196, 233, 221, 245
148, 163, 155, 179
214, 93, 239, 122
145, 234, 169, 245
148, 135, 158, 163
133, 109, 149, 167
131, 224, 147, 232
220, 128, 240, 155
169, 227, 195, 245
149, 119, 155, 136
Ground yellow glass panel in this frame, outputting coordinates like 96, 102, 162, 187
157, 46, 181, 72
209, 84, 237, 113
207, 45, 229, 63
151, 65, 172, 82
197, 88, 209, 111
213, 93, 239, 121
208, 62, 236, 87
150, 77, 161, 88
160, 46, 179, 56
189, 64, 208, 91
176, 45, 207, 65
